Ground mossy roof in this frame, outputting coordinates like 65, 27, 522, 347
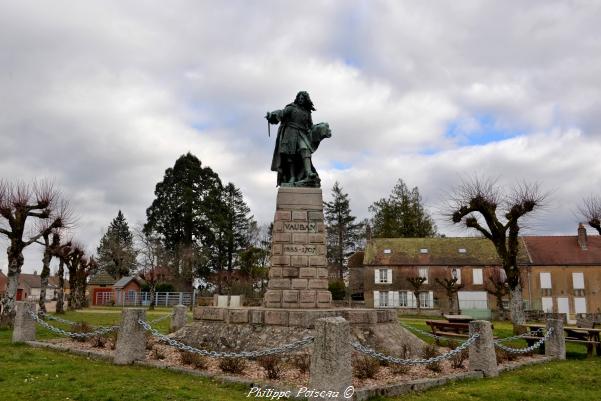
363, 237, 531, 266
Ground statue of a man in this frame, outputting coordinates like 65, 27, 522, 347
267, 91, 331, 187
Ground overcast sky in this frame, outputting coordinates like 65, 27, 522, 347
2, 1, 601, 273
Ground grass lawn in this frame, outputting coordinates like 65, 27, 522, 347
1, 309, 600, 400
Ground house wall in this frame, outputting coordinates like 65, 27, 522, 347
363, 265, 507, 312
522, 265, 601, 315
28, 288, 55, 301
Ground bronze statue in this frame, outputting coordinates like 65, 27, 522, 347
267, 91, 331, 187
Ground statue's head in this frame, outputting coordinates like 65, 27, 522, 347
295, 91, 315, 111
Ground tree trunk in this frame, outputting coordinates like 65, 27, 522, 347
149, 285, 156, 310
509, 285, 525, 325
39, 248, 52, 314
68, 268, 77, 310
56, 259, 65, 314
414, 291, 421, 315
0, 244, 25, 323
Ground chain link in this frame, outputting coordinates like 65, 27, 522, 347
38, 312, 78, 326
147, 313, 173, 324
352, 333, 480, 366
494, 327, 553, 354
495, 328, 544, 343
138, 319, 314, 358
29, 311, 119, 339
399, 321, 462, 341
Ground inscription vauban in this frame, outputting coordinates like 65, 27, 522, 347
282, 222, 317, 232
283, 245, 317, 255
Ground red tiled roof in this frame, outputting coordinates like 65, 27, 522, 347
523, 236, 601, 265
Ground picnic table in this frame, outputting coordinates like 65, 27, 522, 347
426, 319, 494, 344
444, 314, 474, 323
525, 323, 601, 356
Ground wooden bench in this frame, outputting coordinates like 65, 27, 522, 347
524, 323, 601, 356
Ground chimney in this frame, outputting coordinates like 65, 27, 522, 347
578, 223, 588, 250
33, 270, 38, 276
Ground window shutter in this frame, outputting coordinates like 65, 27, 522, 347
374, 269, 379, 284
473, 269, 483, 285
428, 291, 434, 309
373, 291, 380, 307
387, 269, 393, 284
391, 291, 399, 307
540, 272, 552, 289
573, 272, 585, 289
408, 292, 416, 308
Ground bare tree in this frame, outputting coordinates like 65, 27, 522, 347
407, 276, 427, 315
63, 244, 96, 310
136, 229, 170, 310
448, 177, 544, 325
52, 239, 73, 314
0, 180, 66, 322
485, 267, 509, 314
435, 277, 463, 314
578, 195, 601, 234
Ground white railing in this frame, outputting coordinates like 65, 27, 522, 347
95, 291, 194, 306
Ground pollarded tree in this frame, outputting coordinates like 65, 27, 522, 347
0, 180, 66, 322
407, 276, 427, 315
324, 182, 363, 279
37, 229, 62, 313
435, 277, 464, 314
485, 267, 509, 314
369, 179, 437, 238
579, 195, 601, 234
96, 210, 137, 279
135, 228, 171, 310
51, 238, 72, 314
448, 176, 544, 325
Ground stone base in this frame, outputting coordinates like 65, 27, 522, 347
177, 306, 426, 357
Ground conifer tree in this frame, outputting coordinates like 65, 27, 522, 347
96, 210, 137, 278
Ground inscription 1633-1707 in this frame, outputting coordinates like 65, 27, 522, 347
283, 245, 317, 255
282, 222, 317, 232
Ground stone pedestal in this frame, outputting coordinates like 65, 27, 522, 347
468, 320, 498, 377
12, 301, 36, 343
545, 318, 566, 360
264, 187, 331, 308
114, 308, 146, 365
170, 304, 187, 333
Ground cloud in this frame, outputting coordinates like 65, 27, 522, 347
0, 1, 600, 272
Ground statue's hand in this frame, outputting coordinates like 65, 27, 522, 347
265, 111, 280, 124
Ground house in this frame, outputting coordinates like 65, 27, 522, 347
113, 276, 146, 305
88, 269, 118, 305
0, 269, 7, 297
352, 225, 601, 321
355, 237, 529, 318
521, 224, 601, 316
0, 270, 67, 303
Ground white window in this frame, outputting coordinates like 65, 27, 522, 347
379, 291, 389, 307
383, 248, 392, 254
375, 268, 392, 284
540, 272, 552, 289
373, 290, 379, 307
451, 268, 461, 284
420, 248, 428, 254
418, 291, 433, 308
573, 272, 585, 289
541, 297, 553, 312
458, 248, 467, 254
418, 267, 429, 284
399, 291, 408, 307
473, 269, 483, 285
391, 291, 399, 307
575, 297, 587, 314
458, 291, 488, 310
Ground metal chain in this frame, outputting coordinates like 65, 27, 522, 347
29, 311, 119, 339
399, 321, 462, 341
38, 312, 78, 325
138, 319, 314, 358
495, 328, 544, 343
147, 313, 173, 324
352, 333, 480, 366
494, 327, 554, 354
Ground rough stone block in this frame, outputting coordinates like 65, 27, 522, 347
282, 290, 300, 303
249, 310, 264, 324
546, 319, 566, 360
308, 278, 329, 289
316, 222, 325, 233
316, 290, 332, 303
271, 255, 290, 266
269, 279, 291, 289
316, 245, 326, 255
282, 302, 300, 309
292, 233, 308, 244
308, 211, 324, 221
344, 310, 377, 324
281, 267, 299, 277
272, 243, 282, 255
114, 308, 147, 365
308, 233, 325, 244
316, 268, 329, 278
377, 309, 397, 323
277, 187, 323, 210
170, 305, 187, 332
291, 278, 308, 289
265, 302, 282, 308
201, 307, 226, 321
264, 310, 289, 326
469, 320, 498, 377
292, 211, 308, 221
300, 290, 317, 303
268, 267, 283, 278
12, 301, 36, 343
291, 255, 309, 266
273, 221, 284, 232
264, 290, 282, 303
273, 232, 291, 243
310, 256, 327, 267
299, 267, 317, 278
275, 210, 291, 221
228, 309, 249, 324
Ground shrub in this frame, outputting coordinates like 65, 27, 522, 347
90, 334, 107, 348
291, 353, 311, 374
422, 344, 442, 372
70, 321, 93, 342
390, 344, 411, 375
219, 357, 247, 374
180, 351, 208, 369
152, 348, 166, 360
106, 331, 118, 350
496, 347, 517, 363
328, 280, 346, 301
353, 356, 380, 379
145, 332, 155, 350
447, 340, 468, 369
258, 355, 283, 380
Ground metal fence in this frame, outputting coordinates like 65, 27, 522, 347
95, 291, 194, 306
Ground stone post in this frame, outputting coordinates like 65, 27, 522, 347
468, 320, 498, 377
309, 317, 352, 401
170, 304, 187, 332
114, 308, 147, 365
12, 301, 36, 343
545, 318, 566, 360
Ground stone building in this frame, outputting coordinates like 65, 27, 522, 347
352, 225, 601, 320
